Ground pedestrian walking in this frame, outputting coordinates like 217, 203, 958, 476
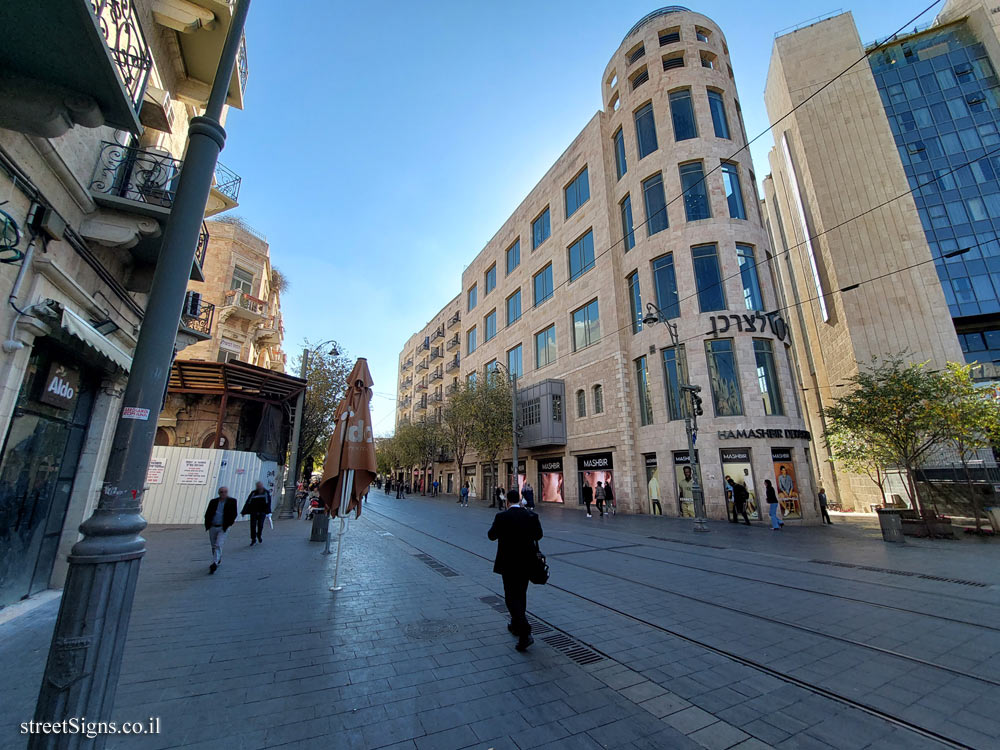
460, 481, 470, 507
727, 475, 751, 525
595, 481, 606, 517
490, 486, 503, 508
818, 487, 832, 524
204, 487, 237, 574
294, 490, 307, 519
582, 482, 594, 517
522, 481, 535, 509
241, 481, 271, 545
765, 479, 783, 530
432, 479, 439, 497
488, 489, 543, 652
605, 479, 615, 515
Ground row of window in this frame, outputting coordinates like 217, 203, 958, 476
626, 49, 733, 96
609, 24, 722, 89
576, 384, 605, 417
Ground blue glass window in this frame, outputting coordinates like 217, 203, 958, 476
721, 162, 746, 220
635, 356, 654, 426
572, 299, 600, 351
568, 230, 595, 282
532, 208, 550, 249
484, 310, 497, 341
467, 284, 477, 311
634, 103, 658, 158
621, 195, 635, 250
669, 89, 697, 141
506, 240, 520, 275
535, 324, 556, 368
652, 254, 680, 319
737, 244, 763, 310
533, 264, 553, 306
643, 173, 669, 235
680, 162, 711, 221
565, 167, 590, 218
507, 344, 523, 379
692, 244, 725, 312
485, 264, 496, 295
753, 339, 783, 416
708, 90, 730, 139
705, 338, 743, 416
506, 289, 521, 326
614, 128, 627, 179
627, 271, 642, 334
661, 346, 688, 420
467, 326, 477, 354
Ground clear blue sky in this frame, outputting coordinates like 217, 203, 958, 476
221, 0, 940, 436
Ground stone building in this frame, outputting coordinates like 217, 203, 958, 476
761, 0, 1000, 511
396, 7, 817, 520
0, 0, 249, 607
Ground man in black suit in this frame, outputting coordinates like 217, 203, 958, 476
488, 489, 543, 652
204, 487, 238, 574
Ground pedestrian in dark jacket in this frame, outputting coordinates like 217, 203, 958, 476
241, 481, 271, 545
727, 476, 751, 526
765, 479, 783, 530
522, 482, 535, 509
595, 482, 606, 517
818, 487, 832, 524
488, 489, 543, 652
582, 483, 594, 517
204, 487, 237, 573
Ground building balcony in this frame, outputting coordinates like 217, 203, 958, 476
401, 358, 413, 371
179, 296, 214, 340
430, 347, 443, 360
431, 392, 443, 403
446, 357, 460, 372
253, 316, 281, 345
416, 360, 428, 372
519, 379, 567, 449
447, 312, 461, 328
431, 327, 444, 341
415, 381, 427, 391
446, 335, 460, 351
0, 0, 152, 137
446, 383, 458, 395
430, 370, 443, 382
400, 377, 412, 390
152, 0, 249, 110
219, 289, 266, 323
89, 141, 241, 220
418, 340, 430, 352
415, 399, 427, 412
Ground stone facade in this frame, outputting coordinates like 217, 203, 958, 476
396, 8, 817, 521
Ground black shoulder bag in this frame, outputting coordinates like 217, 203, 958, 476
529, 541, 549, 585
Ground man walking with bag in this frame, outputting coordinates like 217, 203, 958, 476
241, 481, 271, 545
488, 489, 543, 652
204, 486, 237, 574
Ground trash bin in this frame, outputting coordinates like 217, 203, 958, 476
310, 512, 328, 542
986, 506, 1000, 533
876, 508, 905, 544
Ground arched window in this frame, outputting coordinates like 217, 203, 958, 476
593, 384, 604, 414
576, 389, 587, 418
154, 427, 171, 446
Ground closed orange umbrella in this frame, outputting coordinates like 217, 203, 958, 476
317, 358, 376, 590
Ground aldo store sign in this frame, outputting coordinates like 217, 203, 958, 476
39, 363, 80, 410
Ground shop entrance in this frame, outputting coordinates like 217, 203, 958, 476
0, 343, 97, 607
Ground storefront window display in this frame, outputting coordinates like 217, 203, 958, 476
720, 448, 759, 520
505, 460, 526, 494
673, 450, 700, 517
577, 453, 614, 509
462, 464, 477, 498
538, 457, 564, 503
771, 448, 802, 519
644, 454, 662, 514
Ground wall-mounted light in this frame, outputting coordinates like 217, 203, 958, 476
92, 318, 119, 336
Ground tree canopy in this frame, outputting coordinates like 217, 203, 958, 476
292, 340, 354, 481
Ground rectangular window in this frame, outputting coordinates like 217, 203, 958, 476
627, 271, 643, 334
662, 54, 684, 70
506, 239, 520, 275
721, 162, 746, 219
680, 162, 711, 221
533, 264, 553, 306
634, 103, 658, 158
467, 371, 477, 387
231, 266, 254, 294
506, 289, 522, 326
467, 284, 477, 311
568, 229, 596, 282
661, 345, 688, 420
484, 310, 497, 341
696, 27, 710, 42
535, 324, 556, 368
572, 299, 601, 351
635, 356, 654, 426
669, 89, 697, 140
532, 207, 551, 249
621, 195, 636, 251
467, 326, 478, 354
507, 344, 523, 379
643, 173, 669, 235
659, 29, 680, 45
614, 128, 627, 180
708, 90, 730, 139
485, 264, 496, 295
693, 244, 726, 312
652, 254, 680, 318
706, 338, 744, 416
753, 339, 784, 416
737, 244, 763, 310
565, 167, 590, 218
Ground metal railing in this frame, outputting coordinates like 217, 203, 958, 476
446, 383, 458, 395
431, 327, 444, 341
416, 360, 428, 371
447, 312, 461, 327
418, 340, 430, 352
237, 34, 249, 93
431, 392, 443, 403
213, 161, 242, 202
90, 0, 152, 111
446, 335, 459, 350
181, 300, 214, 336
401, 359, 413, 370
223, 289, 266, 314
90, 141, 182, 208
430, 370, 442, 381
446, 358, 459, 372
195, 222, 209, 267
430, 347, 442, 360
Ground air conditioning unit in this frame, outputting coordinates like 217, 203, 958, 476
184, 291, 201, 317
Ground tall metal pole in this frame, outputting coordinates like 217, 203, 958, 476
31, 2, 251, 743
510, 372, 518, 495
281, 348, 308, 517
684, 405, 708, 533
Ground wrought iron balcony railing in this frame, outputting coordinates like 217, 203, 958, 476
181, 300, 214, 336
91, 0, 153, 112
446, 335, 460, 350
431, 392, 443, 403
213, 160, 242, 203
400, 377, 412, 389
430, 370, 442, 382
446, 357, 460, 372
447, 312, 461, 327
223, 289, 266, 314
238, 34, 249, 93
446, 383, 458, 395
91, 141, 182, 209
196, 221, 209, 267
418, 340, 430, 352
401, 358, 413, 370
431, 326, 444, 341
416, 360, 428, 371
430, 347, 443, 360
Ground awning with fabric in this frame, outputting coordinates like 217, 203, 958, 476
59, 305, 132, 373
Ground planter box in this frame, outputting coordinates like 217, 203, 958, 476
901, 517, 955, 539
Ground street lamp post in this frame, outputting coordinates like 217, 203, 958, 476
642, 303, 709, 532
30, 2, 252, 742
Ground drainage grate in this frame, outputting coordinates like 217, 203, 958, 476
413, 552, 459, 577
542, 633, 604, 665
647, 535, 727, 550
810, 559, 989, 588
478, 597, 554, 637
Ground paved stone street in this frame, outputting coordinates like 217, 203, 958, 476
4, 490, 1000, 750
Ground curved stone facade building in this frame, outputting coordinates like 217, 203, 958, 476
397, 7, 818, 521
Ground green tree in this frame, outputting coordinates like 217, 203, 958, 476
936, 362, 1000, 531
441, 383, 476, 474
292, 340, 354, 482
470, 373, 512, 500
824, 356, 951, 518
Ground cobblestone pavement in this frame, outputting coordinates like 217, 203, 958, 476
3, 489, 1000, 750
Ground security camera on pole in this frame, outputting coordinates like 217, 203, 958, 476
642, 303, 709, 532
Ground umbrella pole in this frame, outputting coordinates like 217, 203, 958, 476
322, 512, 333, 555
331, 469, 353, 592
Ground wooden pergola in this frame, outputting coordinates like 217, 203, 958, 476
168, 359, 307, 448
